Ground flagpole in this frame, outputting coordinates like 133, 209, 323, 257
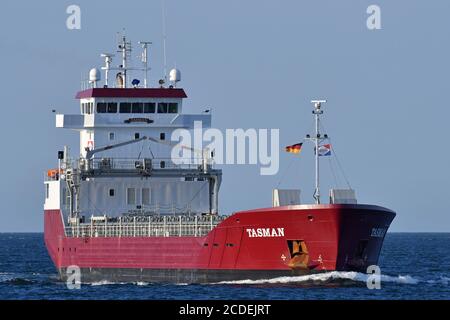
315, 105, 320, 204
311, 100, 326, 204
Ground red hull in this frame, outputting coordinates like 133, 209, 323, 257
44, 205, 395, 282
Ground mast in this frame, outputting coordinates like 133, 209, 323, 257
100, 53, 114, 87
139, 41, 152, 88
309, 100, 327, 204
118, 34, 131, 88
162, 0, 168, 83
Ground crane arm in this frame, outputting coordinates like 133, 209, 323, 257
146, 136, 208, 156
85, 136, 148, 159
146, 136, 212, 173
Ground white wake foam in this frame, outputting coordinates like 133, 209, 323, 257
90, 280, 124, 286
0, 273, 14, 282
85, 271, 447, 287
90, 280, 150, 286
215, 271, 419, 285
426, 276, 450, 286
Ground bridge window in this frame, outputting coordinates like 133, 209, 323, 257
168, 103, 178, 113
127, 188, 136, 205
144, 103, 156, 113
132, 102, 143, 113
109, 132, 115, 141
97, 103, 107, 113
84, 102, 93, 114
157, 102, 168, 113
135, 133, 140, 139
108, 102, 117, 113
160, 133, 165, 140
109, 189, 115, 197
119, 102, 132, 113
45, 184, 49, 199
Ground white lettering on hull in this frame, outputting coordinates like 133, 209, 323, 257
246, 228, 285, 238
371, 227, 387, 238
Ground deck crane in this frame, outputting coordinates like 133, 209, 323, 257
146, 136, 212, 174
84, 136, 148, 160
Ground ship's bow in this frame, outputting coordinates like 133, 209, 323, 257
335, 205, 395, 272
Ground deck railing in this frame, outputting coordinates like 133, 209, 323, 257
82, 157, 208, 171
45, 157, 212, 182
65, 214, 228, 238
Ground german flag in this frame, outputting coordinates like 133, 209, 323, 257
285, 143, 303, 154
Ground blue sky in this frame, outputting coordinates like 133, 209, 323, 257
0, 0, 449, 232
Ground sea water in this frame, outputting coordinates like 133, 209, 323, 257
0, 233, 449, 300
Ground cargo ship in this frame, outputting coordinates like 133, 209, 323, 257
44, 35, 395, 283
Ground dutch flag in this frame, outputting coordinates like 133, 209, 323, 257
317, 144, 332, 156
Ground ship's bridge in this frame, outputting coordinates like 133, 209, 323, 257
56, 87, 211, 159
46, 35, 221, 223
57, 87, 211, 129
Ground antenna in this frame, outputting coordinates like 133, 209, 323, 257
169, 68, 181, 87
89, 68, 101, 88
80, 71, 89, 90
311, 100, 327, 109
162, 0, 168, 83
117, 31, 132, 88
306, 99, 327, 204
100, 53, 114, 87
138, 41, 152, 88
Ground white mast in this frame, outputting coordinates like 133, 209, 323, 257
118, 34, 131, 88
100, 53, 114, 87
309, 99, 327, 204
162, 0, 168, 83
138, 41, 152, 88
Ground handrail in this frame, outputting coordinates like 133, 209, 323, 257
46, 156, 218, 181
65, 214, 228, 238
80, 157, 210, 171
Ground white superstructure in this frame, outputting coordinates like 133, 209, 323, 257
45, 35, 222, 227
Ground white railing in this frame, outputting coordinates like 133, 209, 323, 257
45, 157, 213, 181
65, 215, 228, 238
82, 158, 208, 171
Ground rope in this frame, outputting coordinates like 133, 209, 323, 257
328, 140, 352, 189
82, 186, 104, 216
276, 155, 297, 188
276, 116, 312, 189
183, 180, 209, 208
328, 157, 339, 188
148, 144, 155, 159
137, 140, 146, 159
319, 120, 352, 189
